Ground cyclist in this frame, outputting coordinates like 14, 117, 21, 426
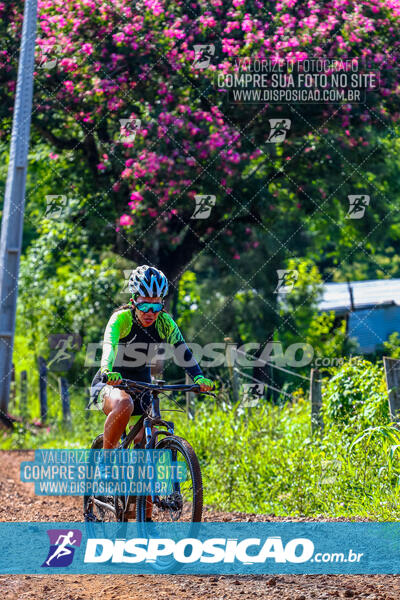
90, 265, 213, 518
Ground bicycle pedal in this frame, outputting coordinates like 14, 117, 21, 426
84, 511, 101, 522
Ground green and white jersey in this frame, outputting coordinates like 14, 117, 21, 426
91, 308, 202, 387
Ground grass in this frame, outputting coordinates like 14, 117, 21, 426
2, 358, 399, 520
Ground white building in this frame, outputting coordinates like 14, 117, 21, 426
318, 279, 400, 353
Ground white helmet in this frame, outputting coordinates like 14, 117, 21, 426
128, 265, 169, 298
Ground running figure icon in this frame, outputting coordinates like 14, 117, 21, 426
42, 529, 82, 568
45, 531, 77, 566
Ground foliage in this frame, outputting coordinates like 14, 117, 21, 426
175, 270, 201, 332
322, 358, 388, 427
14, 215, 123, 401
278, 257, 351, 365
0, 389, 105, 450
383, 332, 400, 360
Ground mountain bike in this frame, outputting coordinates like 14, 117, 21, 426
83, 377, 214, 524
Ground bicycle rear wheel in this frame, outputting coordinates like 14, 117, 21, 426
136, 435, 203, 523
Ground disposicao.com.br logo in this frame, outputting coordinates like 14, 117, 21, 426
84, 536, 363, 565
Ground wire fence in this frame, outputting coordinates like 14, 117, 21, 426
6, 350, 398, 436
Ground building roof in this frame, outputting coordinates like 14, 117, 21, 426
319, 279, 400, 312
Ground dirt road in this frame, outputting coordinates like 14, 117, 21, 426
0, 451, 398, 600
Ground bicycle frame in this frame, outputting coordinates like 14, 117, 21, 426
107, 378, 214, 517
116, 379, 193, 450
114, 392, 174, 452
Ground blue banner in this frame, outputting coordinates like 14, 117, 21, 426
20, 449, 186, 496
1, 522, 400, 574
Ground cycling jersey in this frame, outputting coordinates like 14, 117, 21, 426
90, 307, 202, 405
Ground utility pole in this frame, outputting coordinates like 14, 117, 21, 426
0, 0, 37, 413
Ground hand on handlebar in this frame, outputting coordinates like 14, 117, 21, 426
193, 375, 214, 393
98, 373, 216, 396
101, 369, 122, 385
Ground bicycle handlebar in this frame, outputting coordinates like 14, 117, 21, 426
101, 374, 216, 396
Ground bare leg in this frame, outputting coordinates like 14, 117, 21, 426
102, 388, 133, 449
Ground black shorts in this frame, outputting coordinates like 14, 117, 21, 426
88, 382, 152, 415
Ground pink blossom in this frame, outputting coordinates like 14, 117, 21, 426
130, 191, 143, 203
144, 0, 164, 15
81, 43, 93, 55
120, 214, 134, 226
63, 80, 74, 93
242, 17, 253, 32
113, 32, 126, 44
199, 15, 217, 27
224, 21, 240, 33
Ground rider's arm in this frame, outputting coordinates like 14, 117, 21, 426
155, 311, 203, 380
100, 310, 132, 374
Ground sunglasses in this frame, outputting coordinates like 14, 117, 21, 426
134, 301, 164, 313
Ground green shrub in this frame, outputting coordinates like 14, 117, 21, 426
322, 358, 388, 428
383, 332, 400, 359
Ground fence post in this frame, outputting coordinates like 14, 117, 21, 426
85, 388, 91, 421
9, 363, 16, 410
185, 372, 195, 418
224, 337, 240, 404
20, 370, 27, 417
383, 356, 400, 421
310, 368, 323, 433
38, 356, 47, 423
59, 377, 71, 425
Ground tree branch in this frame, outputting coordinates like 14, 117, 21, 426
32, 121, 79, 150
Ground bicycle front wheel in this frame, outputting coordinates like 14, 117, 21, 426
136, 435, 203, 523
